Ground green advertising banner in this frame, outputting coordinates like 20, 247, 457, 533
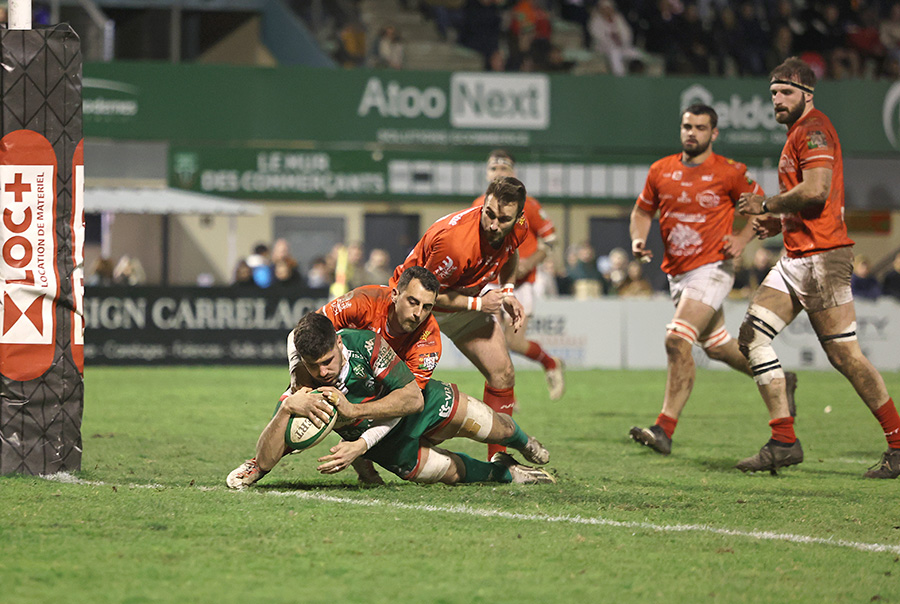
168, 146, 781, 204
84, 62, 900, 159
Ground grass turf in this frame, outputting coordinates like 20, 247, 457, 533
2, 366, 900, 603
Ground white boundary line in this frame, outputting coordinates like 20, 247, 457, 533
41, 473, 900, 555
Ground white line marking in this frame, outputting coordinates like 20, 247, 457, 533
40, 473, 900, 555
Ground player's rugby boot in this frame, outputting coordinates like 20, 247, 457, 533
226, 457, 268, 489
785, 371, 798, 417
628, 424, 672, 456
491, 452, 556, 484
545, 358, 566, 401
519, 435, 549, 465
735, 439, 803, 474
863, 449, 900, 479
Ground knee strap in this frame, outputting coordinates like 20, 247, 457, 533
408, 447, 453, 484
700, 325, 732, 349
742, 304, 787, 385
819, 321, 858, 344
666, 319, 699, 345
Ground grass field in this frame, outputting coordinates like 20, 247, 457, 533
3, 365, 900, 603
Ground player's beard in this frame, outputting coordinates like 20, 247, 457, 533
682, 137, 710, 160
775, 97, 805, 125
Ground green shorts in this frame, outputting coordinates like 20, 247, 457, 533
364, 379, 460, 480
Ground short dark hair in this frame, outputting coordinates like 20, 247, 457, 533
293, 312, 337, 361
770, 56, 816, 91
396, 265, 440, 295
484, 175, 527, 216
683, 103, 718, 129
488, 149, 515, 165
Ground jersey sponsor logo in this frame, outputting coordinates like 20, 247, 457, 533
677, 191, 691, 204
417, 351, 439, 371
435, 256, 456, 280
701, 174, 713, 181
672, 170, 683, 181
419, 330, 431, 340
667, 223, 703, 256
438, 382, 454, 417
72, 141, 85, 372
666, 211, 707, 223
806, 131, 828, 149
778, 154, 796, 174
696, 190, 721, 209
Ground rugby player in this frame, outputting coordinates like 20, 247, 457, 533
391, 176, 528, 459
226, 313, 554, 487
471, 150, 565, 400
628, 103, 797, 456
735, 57, 900, 477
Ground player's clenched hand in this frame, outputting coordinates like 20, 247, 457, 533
632, 239, 652, 263
721, 234, 747, 259
503, 295, 525, 331
317, 439, 367, 474
317, 386, 354, 421
752, 216, 782, 240
281, 389, 335, 428
737, 193, 765, 215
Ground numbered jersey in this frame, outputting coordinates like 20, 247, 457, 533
636, 153, 763, 276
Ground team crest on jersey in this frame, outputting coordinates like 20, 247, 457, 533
696, 190, 720, 209
806, 131, 828, 149
417, 352, 439, 371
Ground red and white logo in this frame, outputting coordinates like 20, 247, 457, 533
0, 130, 59, 381
72, 140, 85, 372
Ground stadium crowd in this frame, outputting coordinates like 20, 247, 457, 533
314, 0, 900, 80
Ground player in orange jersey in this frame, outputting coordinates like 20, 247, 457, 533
392, 176, 528, 460
735, 57, 900, 477
471, 150, 565, 400
628, 103, 797, 457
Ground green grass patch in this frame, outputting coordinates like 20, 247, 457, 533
2, 366, 900, 603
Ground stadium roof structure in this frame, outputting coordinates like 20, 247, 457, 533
84, 187, 262, 216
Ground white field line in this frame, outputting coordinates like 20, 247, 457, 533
41, 472, 900, 555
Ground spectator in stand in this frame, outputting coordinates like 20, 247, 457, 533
750, 247, 775, 290
766, 24, 795, 73
643, 0, 684, 73
600, 247, 630, 294
508, 0, 553, 71
810, 2, 860, 79
113, 255, 146, 286
372, 25, 405, 69
733, 1, 768, 75
618, 260, 655, 297
307, 256, 331, 290
568, 242, 608, 299
881, 2, 900, 64
589, 0, 645, 76
335, 21, 367, 68
674, 1, 713, 74
271, 238, 299, 272
273, 259, 303, 288
712, 5, 742, 75
882, 252, 900, 301
87, 256, 115, 286
245, 243, 273, 288
847, 4, 885, 75
232, 260, 257, 288
731, 254, 753, 299
559, 0, 593, 48
851, 255, 881, 301
421, 0, 465, 42
459, 0, 504, 70
534, 257, 560, 299
361, 248, 393, 286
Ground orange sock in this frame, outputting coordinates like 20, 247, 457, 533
484, 384, 516, 459
769, 416, 796, 444
524, 341, 557, 370
656, 413, 678, 438
873, 398, 900, 449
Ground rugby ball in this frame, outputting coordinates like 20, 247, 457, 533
284, 390, 338, 451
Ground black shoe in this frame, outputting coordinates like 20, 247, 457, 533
629, 424, 672, 456
735, 439, 803, 475
785, 372, 798, 417
863, 449, 900, 479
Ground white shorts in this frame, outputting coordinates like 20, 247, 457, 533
761, 246, 853, 313
667, 260, 734, 311
434, 309, 496, 341
484, 281, 535, 317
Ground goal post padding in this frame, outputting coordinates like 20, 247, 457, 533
0, 26, 85, 475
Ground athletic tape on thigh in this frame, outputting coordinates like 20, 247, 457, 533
409, 447, 453, 484
743, 304, 786, 384
666, 319, 700, 345
818, 321, 858, 344
700, 325, 732, 349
